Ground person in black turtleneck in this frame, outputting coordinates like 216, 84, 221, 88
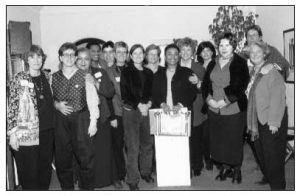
31, 68, 55, 190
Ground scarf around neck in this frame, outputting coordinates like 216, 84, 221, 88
247, 63, 265, 141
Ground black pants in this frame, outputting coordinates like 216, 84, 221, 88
38, 129, 54, 189
12, 128, 54, 190
111, 115, 126, 181
12, 146, 39, 190
254, 112, 288, 190
54, 110, 94, 190
190, 120, 211, 171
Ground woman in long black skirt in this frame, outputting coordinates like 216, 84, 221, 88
202, 32, 250, 184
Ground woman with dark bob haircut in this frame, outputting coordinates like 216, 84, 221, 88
202, 32, 250, 184
7, 45, 55, 190
196, 41, 217, 65
187, 41, 218, 174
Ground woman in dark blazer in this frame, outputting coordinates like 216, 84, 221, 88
152, 43, 197, 112
247, 41, 287, 190
202, 33, 250, 184
176, 37, 208, 176
120, 44, 154, 191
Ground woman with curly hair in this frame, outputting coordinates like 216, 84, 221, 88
202, 33, 250, 184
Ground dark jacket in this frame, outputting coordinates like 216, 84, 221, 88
34, 72, 55, 131
106, 64, 125, 117
151, 65, 197, 110
91, 67, 115, 123
201, 54, 250, 113
120, 64, 153, 110
190, 61, 207, 126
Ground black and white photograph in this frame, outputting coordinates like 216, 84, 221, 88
2, 1, 296, 192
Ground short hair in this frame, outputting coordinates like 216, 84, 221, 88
102, 41, 114, 51
217, 32, 237, 51
196, 41, 216, 64
176, 37, 197, 53
114, 41, 128, 53
246, 25, 263, 38
250, 41, 270, 60
58, 42, 77, 56
23, 45, 47, 70
86, 42, 101, 50
144, 44, 161, 64
164, 44, 180, 67
76, 47, 90, 56
164, 43, 180, 54
145, 44, 161, 57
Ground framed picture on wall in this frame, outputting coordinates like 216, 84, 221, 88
283, 28, 294, 82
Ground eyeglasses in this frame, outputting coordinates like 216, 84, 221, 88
62, 53, 76, 58
116, 51, 127, 55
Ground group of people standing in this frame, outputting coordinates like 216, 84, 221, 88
7, 24, 290, 191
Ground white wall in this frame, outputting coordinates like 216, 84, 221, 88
39, 6, 294, 72
256, 6, 294, 127
256, 6, 294, 54
7, 6, 42, 45
7, 5, 295, 125
40, 6, 218, 71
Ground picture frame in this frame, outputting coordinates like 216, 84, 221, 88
283, 28, 295, 82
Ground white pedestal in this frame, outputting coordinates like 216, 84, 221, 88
149, 108, 191, 187
155, 135, 191, 187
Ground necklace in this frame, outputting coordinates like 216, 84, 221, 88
33, 76, 44, 100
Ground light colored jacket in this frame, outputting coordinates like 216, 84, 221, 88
255, 68, 286, 128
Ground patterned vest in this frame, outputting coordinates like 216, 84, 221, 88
52, 69, 87, 112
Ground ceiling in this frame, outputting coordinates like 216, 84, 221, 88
26, 6, 44, 12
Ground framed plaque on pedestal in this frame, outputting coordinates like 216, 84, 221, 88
149, 108, 191, 187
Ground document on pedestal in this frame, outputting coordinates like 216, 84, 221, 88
160, 113, 186, 135
149, 108, 191, 136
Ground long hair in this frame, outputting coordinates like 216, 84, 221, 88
128, 44, 145, 66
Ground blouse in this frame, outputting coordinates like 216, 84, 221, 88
208, 57, 240, 115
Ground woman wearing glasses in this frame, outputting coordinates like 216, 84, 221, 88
51, 42, 99, 190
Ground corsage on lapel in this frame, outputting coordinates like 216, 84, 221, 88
94, 71, 102, 82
